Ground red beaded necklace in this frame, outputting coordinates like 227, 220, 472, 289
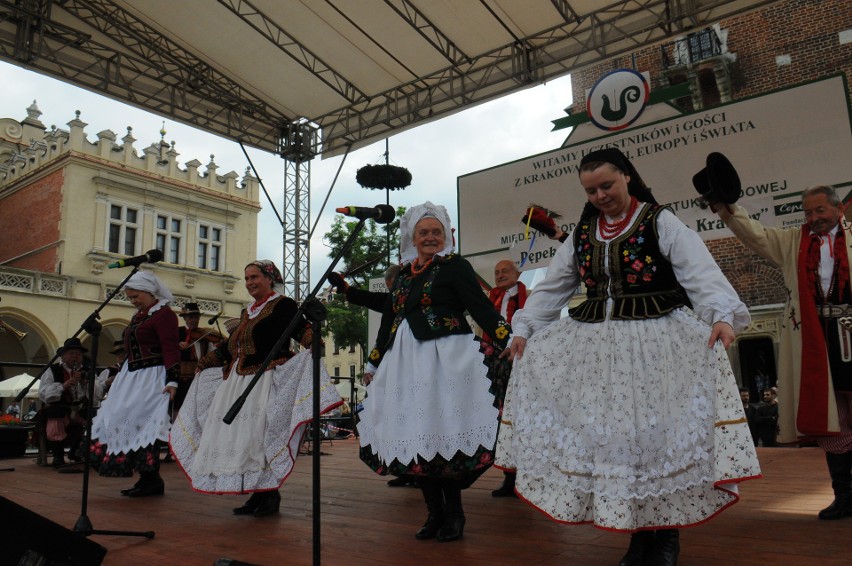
250, 291, 275, 311
410, 257, 434, 276
598, 196, 638, 240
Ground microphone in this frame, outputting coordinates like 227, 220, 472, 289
107, 249, 164, 269
208, 311, 223, 325
335, 204, 395, 224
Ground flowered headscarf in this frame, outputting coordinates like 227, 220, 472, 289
246, 260, 284, 288
399, 201, 455, 264
126, 271, 174, 303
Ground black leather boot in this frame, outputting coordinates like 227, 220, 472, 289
819, 451, 852, 520
233, 492, 264, 515
121, 478, 143, 496
437, 481, 465, 542
127, 471, 164, 497
648, 529, 679, 566
387, 475, 413, 487
50, 443, 66, 467
252, 490, 281, 517
415, 479, 444, 540
491, 472, 517, 497
618, 530, 655, 566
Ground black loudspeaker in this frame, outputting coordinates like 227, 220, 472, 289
0, 496, 107, 566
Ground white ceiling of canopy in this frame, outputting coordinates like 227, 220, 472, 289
0, 0, 777, 158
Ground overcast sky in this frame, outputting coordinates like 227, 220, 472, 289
0, 61, 572, 288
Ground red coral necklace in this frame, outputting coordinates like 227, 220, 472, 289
598, 197, 638, 240
411, 257, 434, 276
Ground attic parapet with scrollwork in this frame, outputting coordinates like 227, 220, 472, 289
0, 105, 259, 204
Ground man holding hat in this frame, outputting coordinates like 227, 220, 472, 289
39, 337, 102, 467
710, 183, 852, 520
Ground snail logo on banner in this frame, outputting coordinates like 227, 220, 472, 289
586, 69, 651, 131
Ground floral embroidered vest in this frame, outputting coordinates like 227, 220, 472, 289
570, 203, 691, 322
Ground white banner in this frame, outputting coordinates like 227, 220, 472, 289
458, 75, 852, 281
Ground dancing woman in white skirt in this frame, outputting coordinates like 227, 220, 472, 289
358, 202, 512, 542
90, 271, 179, 498
496, 148, 761, 566
170, 260, 341, 517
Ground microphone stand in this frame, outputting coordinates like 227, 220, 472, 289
22, 265, 155, 541
223, 216, 372, 566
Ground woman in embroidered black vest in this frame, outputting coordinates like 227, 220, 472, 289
89, 271, 179, 497
358, 201, 512, 543
495, 148, 761, 566
170, 260, 341, 517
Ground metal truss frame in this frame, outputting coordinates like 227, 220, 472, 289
0, 0, 777, 157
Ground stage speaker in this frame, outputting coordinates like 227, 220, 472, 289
0, 496, 107, 566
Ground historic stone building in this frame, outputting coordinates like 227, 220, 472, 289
0, 102, 259, 375
566, 0, 852, 394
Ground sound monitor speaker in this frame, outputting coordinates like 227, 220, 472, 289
0, 496, 107, 566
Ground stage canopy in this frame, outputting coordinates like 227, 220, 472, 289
0, 0, 776, 159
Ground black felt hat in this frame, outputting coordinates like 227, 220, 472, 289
179, 302, 201, 317
109, 340, 126, 355
58, 337, 88, 354
692, 152, 741, 205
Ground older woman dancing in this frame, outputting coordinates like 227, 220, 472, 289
358, 202, 512, 542
90, 271, 179, 497
171, 260, 341, 517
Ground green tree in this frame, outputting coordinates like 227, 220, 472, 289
321, 207, 404, 357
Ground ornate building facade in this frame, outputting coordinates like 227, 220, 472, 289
0, 102, 258, 374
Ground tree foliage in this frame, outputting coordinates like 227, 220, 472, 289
321, 207, 405, 354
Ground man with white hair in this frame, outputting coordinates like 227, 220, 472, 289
713, 185, 852, 520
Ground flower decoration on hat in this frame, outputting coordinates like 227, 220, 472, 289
521, 204, 562, 238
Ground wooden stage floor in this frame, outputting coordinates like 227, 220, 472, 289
1, 440, 850, 566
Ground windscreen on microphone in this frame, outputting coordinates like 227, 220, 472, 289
106, 249, 164, 269
335, 204, 395, 224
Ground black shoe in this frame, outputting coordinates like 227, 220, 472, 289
252, 491, 281, 517
127, 479, 165, 498
415, 514, 443, 540
619, 531, 655, 566
818, 495, 852, 520
436, 514, 465, 542
648, 529, 679, 566
387, 476, 411, 487
233, 492, 264, 515
491, 483, 517, 497
121, 480, 143, 496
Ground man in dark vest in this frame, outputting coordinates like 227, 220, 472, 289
176, 303, 222, 413
39, 338, 98, 467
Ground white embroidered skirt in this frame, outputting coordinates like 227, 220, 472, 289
358, 320, 500, 468
170, 351, 342, 494
496, 307, 761, 531
90, 364, 171, 454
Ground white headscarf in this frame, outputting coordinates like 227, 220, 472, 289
399, 201, 455, 264
126, 271, 174, 303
